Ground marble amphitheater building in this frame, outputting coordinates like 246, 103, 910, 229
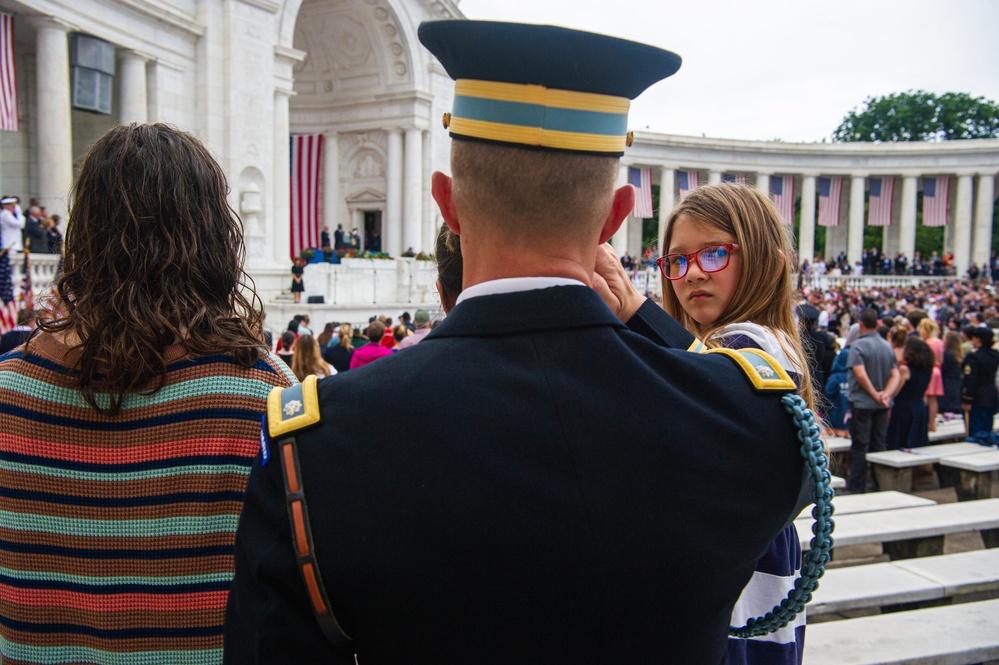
1, 0, 997, 317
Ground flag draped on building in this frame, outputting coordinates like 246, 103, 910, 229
289, 134, 323, 260
0, 13, 17, 133
722, 173, 748, 185
817, 176, 843, 227
867, 176, 894, 227
628, 167, 654, 218
922, 176, 949, 227
0, 248, 15, 333
677, 170, 699, 201
770, 175, 794, 225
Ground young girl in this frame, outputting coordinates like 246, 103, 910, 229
659, 183, 813, 665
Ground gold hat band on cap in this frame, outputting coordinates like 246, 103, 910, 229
455, 80, 631, 114
449, 79, 632, 154
448, 117, 628, 154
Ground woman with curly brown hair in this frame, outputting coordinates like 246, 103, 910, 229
0, 123, 295, 664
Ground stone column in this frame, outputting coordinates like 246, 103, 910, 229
898, 175, 918, 266
385, 129, 403, 257
848, 175, 866, 264
32, 17, 74, 219
612, 164, 629, 254
756, 173, 770, 197
658, 167, 675, 254
118, 49, 149, 124
403, 128, 423, 253
973, 173, 996, 268
708, 170, 722, 185
273, 90, 292, 263
322, 131, 339, 239
799, 175, 817, 268
953, 173, 974, 277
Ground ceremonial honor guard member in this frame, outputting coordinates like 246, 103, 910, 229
225, 21, 806, 664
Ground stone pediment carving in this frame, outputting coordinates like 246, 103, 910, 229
346, 187, 386, 204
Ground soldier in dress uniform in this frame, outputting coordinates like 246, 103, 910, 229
961, 325, 999, 440
224, 20, 806, 665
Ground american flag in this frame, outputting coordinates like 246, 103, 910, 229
867, 177, 894, 227
677, 170, 699, 201
770, 175, 794, 225
290, 134, 323, 260
0, 248, 15, 333
723, 173, 748, 185
922, 176, 949, 227
0, 13, 16, 132
818, 176, 843, 227
629, 167, 654, 218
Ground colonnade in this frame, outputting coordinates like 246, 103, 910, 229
619, 162, 998, 276
28, 18, 152, 219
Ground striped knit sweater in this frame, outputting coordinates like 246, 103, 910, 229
0, 333, 296, 665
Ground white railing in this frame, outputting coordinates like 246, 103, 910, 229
800, 274, 951, 291
8, 252, 60, 303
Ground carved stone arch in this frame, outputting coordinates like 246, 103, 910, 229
288, 0, 434, 103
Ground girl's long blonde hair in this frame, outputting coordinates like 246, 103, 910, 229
661, 183, 815, 409
290, 334, 331, 381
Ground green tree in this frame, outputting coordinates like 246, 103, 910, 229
833, 91, 999, 143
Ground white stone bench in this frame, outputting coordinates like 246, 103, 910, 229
928, 418, 970, 443
939, 449, 999, 505
796, 490, 934, 523
804, 597, 999, 665
809, 549, 999, 615
866, 443, 991, 494
800, 498, 999, 559
825, 436, 852, 474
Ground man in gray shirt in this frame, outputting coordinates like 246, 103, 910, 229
846, 307, 900, 493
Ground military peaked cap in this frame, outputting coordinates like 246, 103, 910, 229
418, 20, 682, 156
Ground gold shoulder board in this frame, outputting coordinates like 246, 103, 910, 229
704, 348, 796, 392
267, 375, 322, 438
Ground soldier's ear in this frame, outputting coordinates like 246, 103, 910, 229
432, 172, 460, 235
598, 184, 635, 244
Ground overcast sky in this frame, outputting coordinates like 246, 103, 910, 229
454, 0, 999, 143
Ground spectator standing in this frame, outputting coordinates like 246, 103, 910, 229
44, 215, 63, 253
397, 308, 431, 349
297, 313, 314, 336
291, 257, 305, 304
939, 331, 965, 416
0, 123, 295, 664
334, 224, 345, 249
276, 330, 296, 367
323, 322, 355, 372
825, 323, 860, 438
846, 308, 901, 493
961, 326, 999, 442
885, 337, 935, 450
348, 320, 393, 368
0, 196, 24, 252
23, 205, 48, 253
317, 322, 335, 349
0, 308, 37, 354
